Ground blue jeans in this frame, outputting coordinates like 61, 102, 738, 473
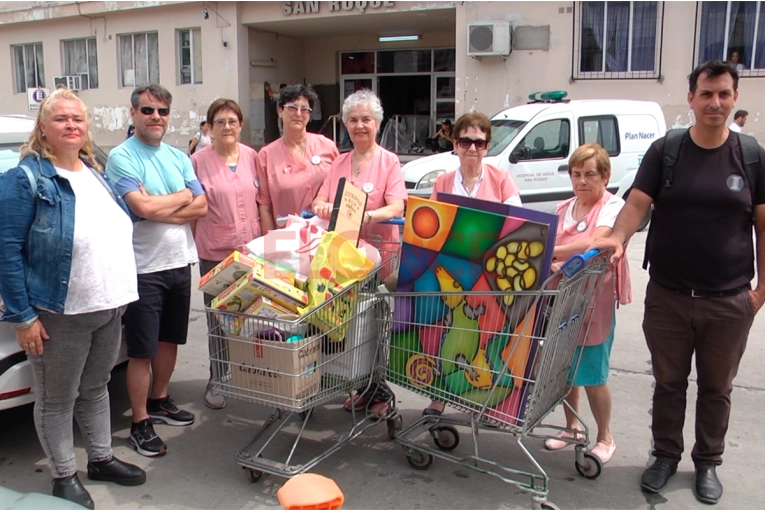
30, 307, 125, 478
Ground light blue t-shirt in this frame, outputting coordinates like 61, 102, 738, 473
106, 136, 204, 274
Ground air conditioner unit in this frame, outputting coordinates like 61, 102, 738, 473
467, 21, 512, 57
79, 73, 90, 90
53, 75, 82, 91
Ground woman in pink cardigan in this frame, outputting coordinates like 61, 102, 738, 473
430, 112, 521, 207
424, 112, 522, 416
192, 98, 261, 410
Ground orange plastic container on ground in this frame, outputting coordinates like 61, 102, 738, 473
277, 473, 344, 510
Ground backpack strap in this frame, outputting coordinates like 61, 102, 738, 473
736, 132, 761, 219
642, 129, 688, 270
18, 162, 38, 198
660, 128, 688, 189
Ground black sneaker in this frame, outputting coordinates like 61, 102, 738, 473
147, 395, 195, 426
129, 419, 167, 457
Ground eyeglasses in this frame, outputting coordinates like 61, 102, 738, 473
457, 137, 488, 150
283, 104, 312, 115
213, 119, 240, 128
139, 106, 170, 117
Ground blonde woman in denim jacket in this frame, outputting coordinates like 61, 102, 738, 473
0, 89, 145, 509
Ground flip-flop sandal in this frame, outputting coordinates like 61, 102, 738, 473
344, 393, 368, 412
369, 401, 391, 420
422, 401, 445, 417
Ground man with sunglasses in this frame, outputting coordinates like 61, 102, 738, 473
106, 84, 208, 457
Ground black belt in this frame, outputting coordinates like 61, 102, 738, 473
669, 285, 750, 298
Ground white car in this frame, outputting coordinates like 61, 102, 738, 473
0, 115, 122, 412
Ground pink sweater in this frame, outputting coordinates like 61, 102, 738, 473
431, 163, 520, 202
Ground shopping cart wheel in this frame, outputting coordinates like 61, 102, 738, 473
405, 449, 433, 470
246, 468, 263, 483
539, 502, 560, 510
387, 415, 403, 440
431, 425, 459, 451
575, 452, 602, 479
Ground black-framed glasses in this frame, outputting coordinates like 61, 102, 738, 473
284, 103, 312, 115
457, 137, 488, 150
213, 119, 240, 128
139, 106, 170, 117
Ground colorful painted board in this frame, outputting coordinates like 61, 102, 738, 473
389, 196, 555, 425
436, 192, 558, 279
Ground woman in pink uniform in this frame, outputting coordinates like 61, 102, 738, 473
543, 143, 631, 466
257, 85, 339, 233
312, 89, 407, 417
192, 98, 260, 410
422, 112, 523, 417
312, 89, 407, 243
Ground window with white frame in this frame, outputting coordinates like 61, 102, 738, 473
178, 28, 203, 85
696, 2, 765, 76
13, 42, 45, 93
118, 32, 159, 88
62, 38, 98, 90
574, 1, 663, 79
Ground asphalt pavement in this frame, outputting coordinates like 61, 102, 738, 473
1, 231, 764, 509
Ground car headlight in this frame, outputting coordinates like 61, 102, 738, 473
416, 169, 446, 190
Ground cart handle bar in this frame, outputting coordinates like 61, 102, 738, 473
561, 249, 600, 278
300, 210, 405, 225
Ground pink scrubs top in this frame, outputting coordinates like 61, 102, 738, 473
256, 133, 339, 221
192, 144, 261, 261
318, 146, 407, 244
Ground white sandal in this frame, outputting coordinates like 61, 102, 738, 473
544, 430, 582, 451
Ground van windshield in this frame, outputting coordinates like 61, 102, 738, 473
488, 119, 527, 157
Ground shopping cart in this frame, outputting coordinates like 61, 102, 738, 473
206, 235, 400, 483
379, 250, 610, 510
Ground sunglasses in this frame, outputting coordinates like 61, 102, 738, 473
139, 106, 170, 117
457, 137, 488, 150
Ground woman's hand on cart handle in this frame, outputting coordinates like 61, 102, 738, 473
588, 236, 624, 264
560, 249, 600, 278
300, 210, 405, 225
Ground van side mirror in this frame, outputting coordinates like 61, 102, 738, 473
509, 147, 531, 164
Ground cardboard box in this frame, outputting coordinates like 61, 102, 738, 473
228, 332, 322, 407
199, 251, 257, 296
216, 297, 293, 336
321, 298, 377, 382
245, 257, 309, 312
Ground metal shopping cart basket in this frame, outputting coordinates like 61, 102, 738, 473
379, 250, 610, 510
206, 236, 400, 483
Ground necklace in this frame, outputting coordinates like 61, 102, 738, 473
352, 149, 374, 180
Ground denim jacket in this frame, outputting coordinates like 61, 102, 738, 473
0, 154, 130, 327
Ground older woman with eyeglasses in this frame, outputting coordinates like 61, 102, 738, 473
256, 85, 339, 233
422, 111, 523, 417
191, 98, 260, 410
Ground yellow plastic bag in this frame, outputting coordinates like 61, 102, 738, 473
299, 231, 375, 341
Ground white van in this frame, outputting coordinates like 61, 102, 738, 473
402, 94, 666, 229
